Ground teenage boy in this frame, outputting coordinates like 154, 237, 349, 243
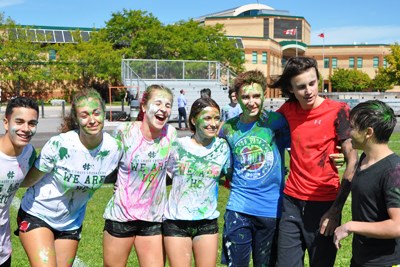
334, 100, 400, 267
0, 97, 38, 267
219, 70, 290, 266
221, 87, 242, 122
269, 56, 358, 267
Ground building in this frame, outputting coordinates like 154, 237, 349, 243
196, 3, 391, 96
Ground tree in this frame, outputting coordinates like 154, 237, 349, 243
0, 15, 52, 98
380, 42, 400, 86
330, 68, 371, 92
371, 70, 393, 91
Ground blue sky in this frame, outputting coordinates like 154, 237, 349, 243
1, 0, 400, 45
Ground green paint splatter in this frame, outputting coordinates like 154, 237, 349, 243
59, 147, 69, 160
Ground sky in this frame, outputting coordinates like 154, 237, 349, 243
1, 0, 400, 46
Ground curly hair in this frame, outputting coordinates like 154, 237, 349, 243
233, 70, 267, 96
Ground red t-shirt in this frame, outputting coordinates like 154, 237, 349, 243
278, 99, 350, 201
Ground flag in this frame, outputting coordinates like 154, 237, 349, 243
283, 28, 297, 35
318, 33, 325, 38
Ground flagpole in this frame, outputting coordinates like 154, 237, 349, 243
295, 26, 298, 57
322, 36, 325, 92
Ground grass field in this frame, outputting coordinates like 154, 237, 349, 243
8, 133, 400, 266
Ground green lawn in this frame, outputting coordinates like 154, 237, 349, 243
9, 133, 400, 266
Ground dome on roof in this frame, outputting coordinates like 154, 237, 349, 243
233, 3, 275, 16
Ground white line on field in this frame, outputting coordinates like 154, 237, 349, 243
11, 197, 88, 267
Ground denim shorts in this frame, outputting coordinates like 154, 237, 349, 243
104, 219, 162, 237
163, 219, 218, 238
221, 210, 278, 267
15, 208, 82, 241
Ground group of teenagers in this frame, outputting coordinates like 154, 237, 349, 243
0, 56, 399, 267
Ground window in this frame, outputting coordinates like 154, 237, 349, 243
332, 58, 337, 69
357, 57, 363, 68
252, 51, 258, 64
262, 52, 268, 64
373, 57, 379, 68
49, 49, 56, 61
324, 58, 329, 68
349, 57, 355, 68
383, 58, 387, 68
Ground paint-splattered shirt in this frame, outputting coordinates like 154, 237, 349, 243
103, 122, 177, 222
0, 144, 35, 265
351, 153, 400, 266
219, 110, 290, 218
21, 131, 122, 231
164, 136, 231, 220
278, 99, 350, 201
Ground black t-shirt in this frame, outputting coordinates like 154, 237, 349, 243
351, 153, 400, 266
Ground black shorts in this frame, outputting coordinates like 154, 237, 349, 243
104, 219, 162, 237
15, 208, 82, 241
163, 219, 218, 238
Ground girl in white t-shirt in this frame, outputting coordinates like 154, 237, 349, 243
16, 89, 123, 267
164, 97, 232, 267
103, 85, 177, 267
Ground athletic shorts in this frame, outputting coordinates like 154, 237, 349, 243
104, 219, 162, 237
15, 208, 82, 241
163, 219, 218, 238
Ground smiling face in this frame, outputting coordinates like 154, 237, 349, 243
192, 106, 221, 143
4, 107, 38, 150
238, 83, 264, 122
289, 67, 323, 110
75, 97, 105, 136
142, 90, 172, 132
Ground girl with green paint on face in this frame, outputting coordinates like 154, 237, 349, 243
103, 84, 177, 267
16, 88, 123, 267
163, 97, 232, 267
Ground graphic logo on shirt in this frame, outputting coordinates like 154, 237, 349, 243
235, 136, 274, 180
148, 151, 156, 158
7, 171, 15, 179
82, 163, 91, 170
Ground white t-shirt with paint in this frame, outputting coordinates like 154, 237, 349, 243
0, 144, 35, 265
21, 131, 122, 231
164, 136, 231, 220
103, 122, 177, 222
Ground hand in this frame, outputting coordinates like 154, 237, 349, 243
329, 153, 345, 169
333, 223, 351, 249
319, 208, 341, 236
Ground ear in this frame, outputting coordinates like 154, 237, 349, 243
3, 118, 9, 132
191, 117, 196, 127
365, 127, 374, 139
141, 103, 146, 113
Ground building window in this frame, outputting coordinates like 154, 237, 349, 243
383, 58, 387, 68
332, 57, 337, 69
252, 51, 257, 64
357, 57, 363, 68
49, 49, 56, 60
373, 57, 379, 68
262, 52, 267, 64
349, 57, 355, 68
281, 58, 287, 67
324, 58, 329, 68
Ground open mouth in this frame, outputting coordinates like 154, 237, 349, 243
17, 133, 33, 142
155, 114, 167, 122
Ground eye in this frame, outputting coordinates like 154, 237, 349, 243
29, 121, 38, 127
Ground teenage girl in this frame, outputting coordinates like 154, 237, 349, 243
103, 85, 177, 267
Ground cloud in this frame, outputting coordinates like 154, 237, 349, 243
0, 0, 24, 8
311, 25, 400, 45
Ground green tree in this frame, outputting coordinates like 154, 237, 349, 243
380, 42, 400, 86
371, 70, 393, 91
0, 15, 52, 98
330, 68, 371, 92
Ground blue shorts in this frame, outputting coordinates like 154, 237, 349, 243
221, 210, 279, 267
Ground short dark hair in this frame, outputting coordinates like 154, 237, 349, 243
180, 89, 184, 94
233, 70, 267, 96
200, 88, 211, 98
5, 97, 39, 119
228, 87, 236, 97
350, 100, 396, 144
269, 57, 320, 101
188, 97, 220, 133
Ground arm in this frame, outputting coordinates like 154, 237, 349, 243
334, 207, 400, 249
21, 166, 47, 187
320, 138, 358, 236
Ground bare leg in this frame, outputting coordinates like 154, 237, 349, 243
55, 239, 79, 267
164, 236, 192, 267
193, 234, 218, 267
134, 235, 165, 267
103, 231, 135, 267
